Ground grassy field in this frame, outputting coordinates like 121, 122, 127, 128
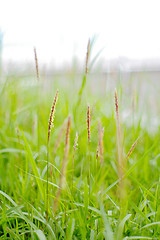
0, 44, 160, 239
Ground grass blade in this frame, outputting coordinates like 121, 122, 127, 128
22, 132, 45, 200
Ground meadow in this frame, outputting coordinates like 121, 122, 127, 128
0, 41, 160, 239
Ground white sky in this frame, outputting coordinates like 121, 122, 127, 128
0, 0, 160, 66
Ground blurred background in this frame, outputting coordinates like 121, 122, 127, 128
1, 0, 160, 67
0, 0, 160, 129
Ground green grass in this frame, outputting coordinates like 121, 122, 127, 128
0, 59, 160, 239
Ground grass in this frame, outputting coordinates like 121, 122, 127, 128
0, 43, 160, 239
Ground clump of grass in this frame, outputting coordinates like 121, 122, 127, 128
114, 90, 140, 219
1, 40, 160, 239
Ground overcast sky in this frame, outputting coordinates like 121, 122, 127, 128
0, 0, 160, 66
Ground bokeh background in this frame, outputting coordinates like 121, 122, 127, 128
1, 0, 160, 65
1, 0, 160, 130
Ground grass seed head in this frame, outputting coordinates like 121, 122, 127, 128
115, 88, 119, 115
85, 39, 90, 74
65, 115, 71, 147
48, 90, 59, 142
96, 147, 99, 160
34, 47, 40, 82
115, 88, 121, 140
126, 137, 139, 162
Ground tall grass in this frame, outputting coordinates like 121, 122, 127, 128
0, 41, 160, 239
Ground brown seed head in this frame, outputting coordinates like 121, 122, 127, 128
96, 147, 99, 160
85, 39, 90, 74
34, 47, 40, 82
48, 90, 59, 142
115, 88, 121, 143
65, 115, 71, 147
126, 137, 139, 162
115, 89, 119, 114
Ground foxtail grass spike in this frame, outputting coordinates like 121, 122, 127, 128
115, 89, 120, 128
48, 90, 59, 143
85, 39, 90, 74
34, 47, 40, 82
125, 137, 139, 162
96, 148, 99, 160
65, 115, 71, 147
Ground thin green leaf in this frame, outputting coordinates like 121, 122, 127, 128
34, 229, 47, 240
66, 217, 75, 240
22, 132, 45, 200
116, 214, 131, 240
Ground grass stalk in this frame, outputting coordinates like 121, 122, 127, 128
54, 118, 67, 155
87, 104, 91, 188
75, 39, 90, 122
47, 90, 59, 220
98, 120, 104, 202
115, 89, 123, 179
52, 118, 67, 180
98, 120, 104, 167
53, 115, 71, 214
115, 89, 125, 214
85, 39, 90, 75
34, 47, 40, 156
95, 147, 99, 207
72, 132, 78, 189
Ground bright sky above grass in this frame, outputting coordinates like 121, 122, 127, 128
0, 0, 160, 66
